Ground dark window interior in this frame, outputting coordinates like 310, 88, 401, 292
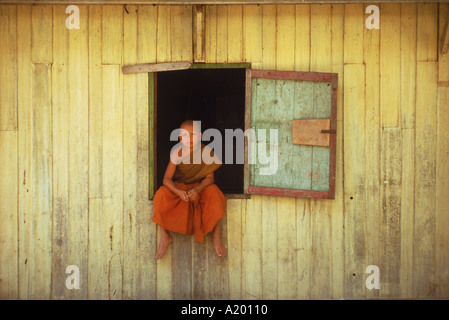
156, 68, 246, 194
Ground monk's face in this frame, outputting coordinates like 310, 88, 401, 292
179, 124, 202, 149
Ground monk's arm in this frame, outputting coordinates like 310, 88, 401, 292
163, 161, 188, 201
195, 172, 214, 193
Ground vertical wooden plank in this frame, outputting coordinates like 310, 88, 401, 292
262, 5, 276, 70
310, 3, 333, 299
363, 2, 381, 299
261, 196, 277, 299
0, 131, 18, 299
436, 87, 449, 298
227, 199, 242, 299
151, 74, 171, 299
136, 72, 156, 299
272, 80, 294, 189
102, 5, 123, 64
67, 5, 89, 299
17, 4, 32, 300
154, 5, 173, 299
153, 164, 173, 294
292, 81, 313, 191
436, 3, 449, 299
295, 2, 312, 301
243, 5, 262, 68
242, 195, 262, 299
310, 87, 332, 297
275, 5, 295, 191
380, 3, 401, 127
137, 5, 157, 64
330, 3, 345, 299
171, 5, 192, 62
380, 127, 402, 297
172, 234, 192, 299
157, 5, 171, 63
401, 3, 417, 129
193, 4, 205, 63
310, 3, 331, 194
207, 216, 229, 299
399, 3, 417, 298
30, 63, 52, 299
88, 5, 103, 199
311, 149, 330, 191
170, 6, 190, 69
102, 65, 123, 300
276, 5, 295, 71
124, 5, 138, 66
252, 78, 274, 188
248, 75, 257, 189
228, 5, 243, 63
31, 5, 52, 63
414, 62, 437, 298
205, 5, 217, 63
137, 5, 157, 204
296, 198, 311, 299
344, 4, 364, 64
438, 4, 449, 83
87, 5, 107, 300
123, 4, 138, 300
400, 128, 415, 298
51, 4, 70, 300
193, 235, 209, 299
311, 4, 331, 72
310, 199, 332, 299
216, 5, 228, 63
0, 5, 17, 130
295, 4, 310, 72
343, 63, 366, 298
277, 197, 297, 299
417, 3, 438, 62
311, 82, 331, 192
87, 198, 108, 299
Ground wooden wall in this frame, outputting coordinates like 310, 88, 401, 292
0, 3, 448, 299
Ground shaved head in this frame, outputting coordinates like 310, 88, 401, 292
180, 120, 201, 132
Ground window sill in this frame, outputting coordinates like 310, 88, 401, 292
225, 194, 251, 199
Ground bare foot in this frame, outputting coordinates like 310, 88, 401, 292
212, 225, 226, 258
156, 230, 173, 259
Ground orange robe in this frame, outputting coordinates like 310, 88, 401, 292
152, 144, 226, 242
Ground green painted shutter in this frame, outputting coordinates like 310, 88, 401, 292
244, 70, 338, 199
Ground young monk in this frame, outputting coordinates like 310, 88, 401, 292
152, 120, 227, 259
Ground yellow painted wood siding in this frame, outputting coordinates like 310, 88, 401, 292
0, 3, 448, 300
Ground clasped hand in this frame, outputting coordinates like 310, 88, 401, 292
177, 187, 200, 202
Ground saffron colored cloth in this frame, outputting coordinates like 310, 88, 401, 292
152, 182, 226, 242
173, 143, 222, 184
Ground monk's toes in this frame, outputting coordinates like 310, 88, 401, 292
216, 246, 226, 257
156, 237, 173, 259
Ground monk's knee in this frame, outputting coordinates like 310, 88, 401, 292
202, 184, 222, 196
154, 186, 173, 201
201, 184, 225, 203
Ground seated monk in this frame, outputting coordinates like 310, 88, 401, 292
152, 120, 227, 259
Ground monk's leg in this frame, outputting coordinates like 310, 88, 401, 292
211, 220, 226, 258
198, 184, 227, 257
156, 226, 173, 259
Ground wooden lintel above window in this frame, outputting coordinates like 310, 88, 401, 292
0, 0, 440, 4
122, 62, 192, 74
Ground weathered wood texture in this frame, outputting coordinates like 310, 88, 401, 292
0, 3, 448, 300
